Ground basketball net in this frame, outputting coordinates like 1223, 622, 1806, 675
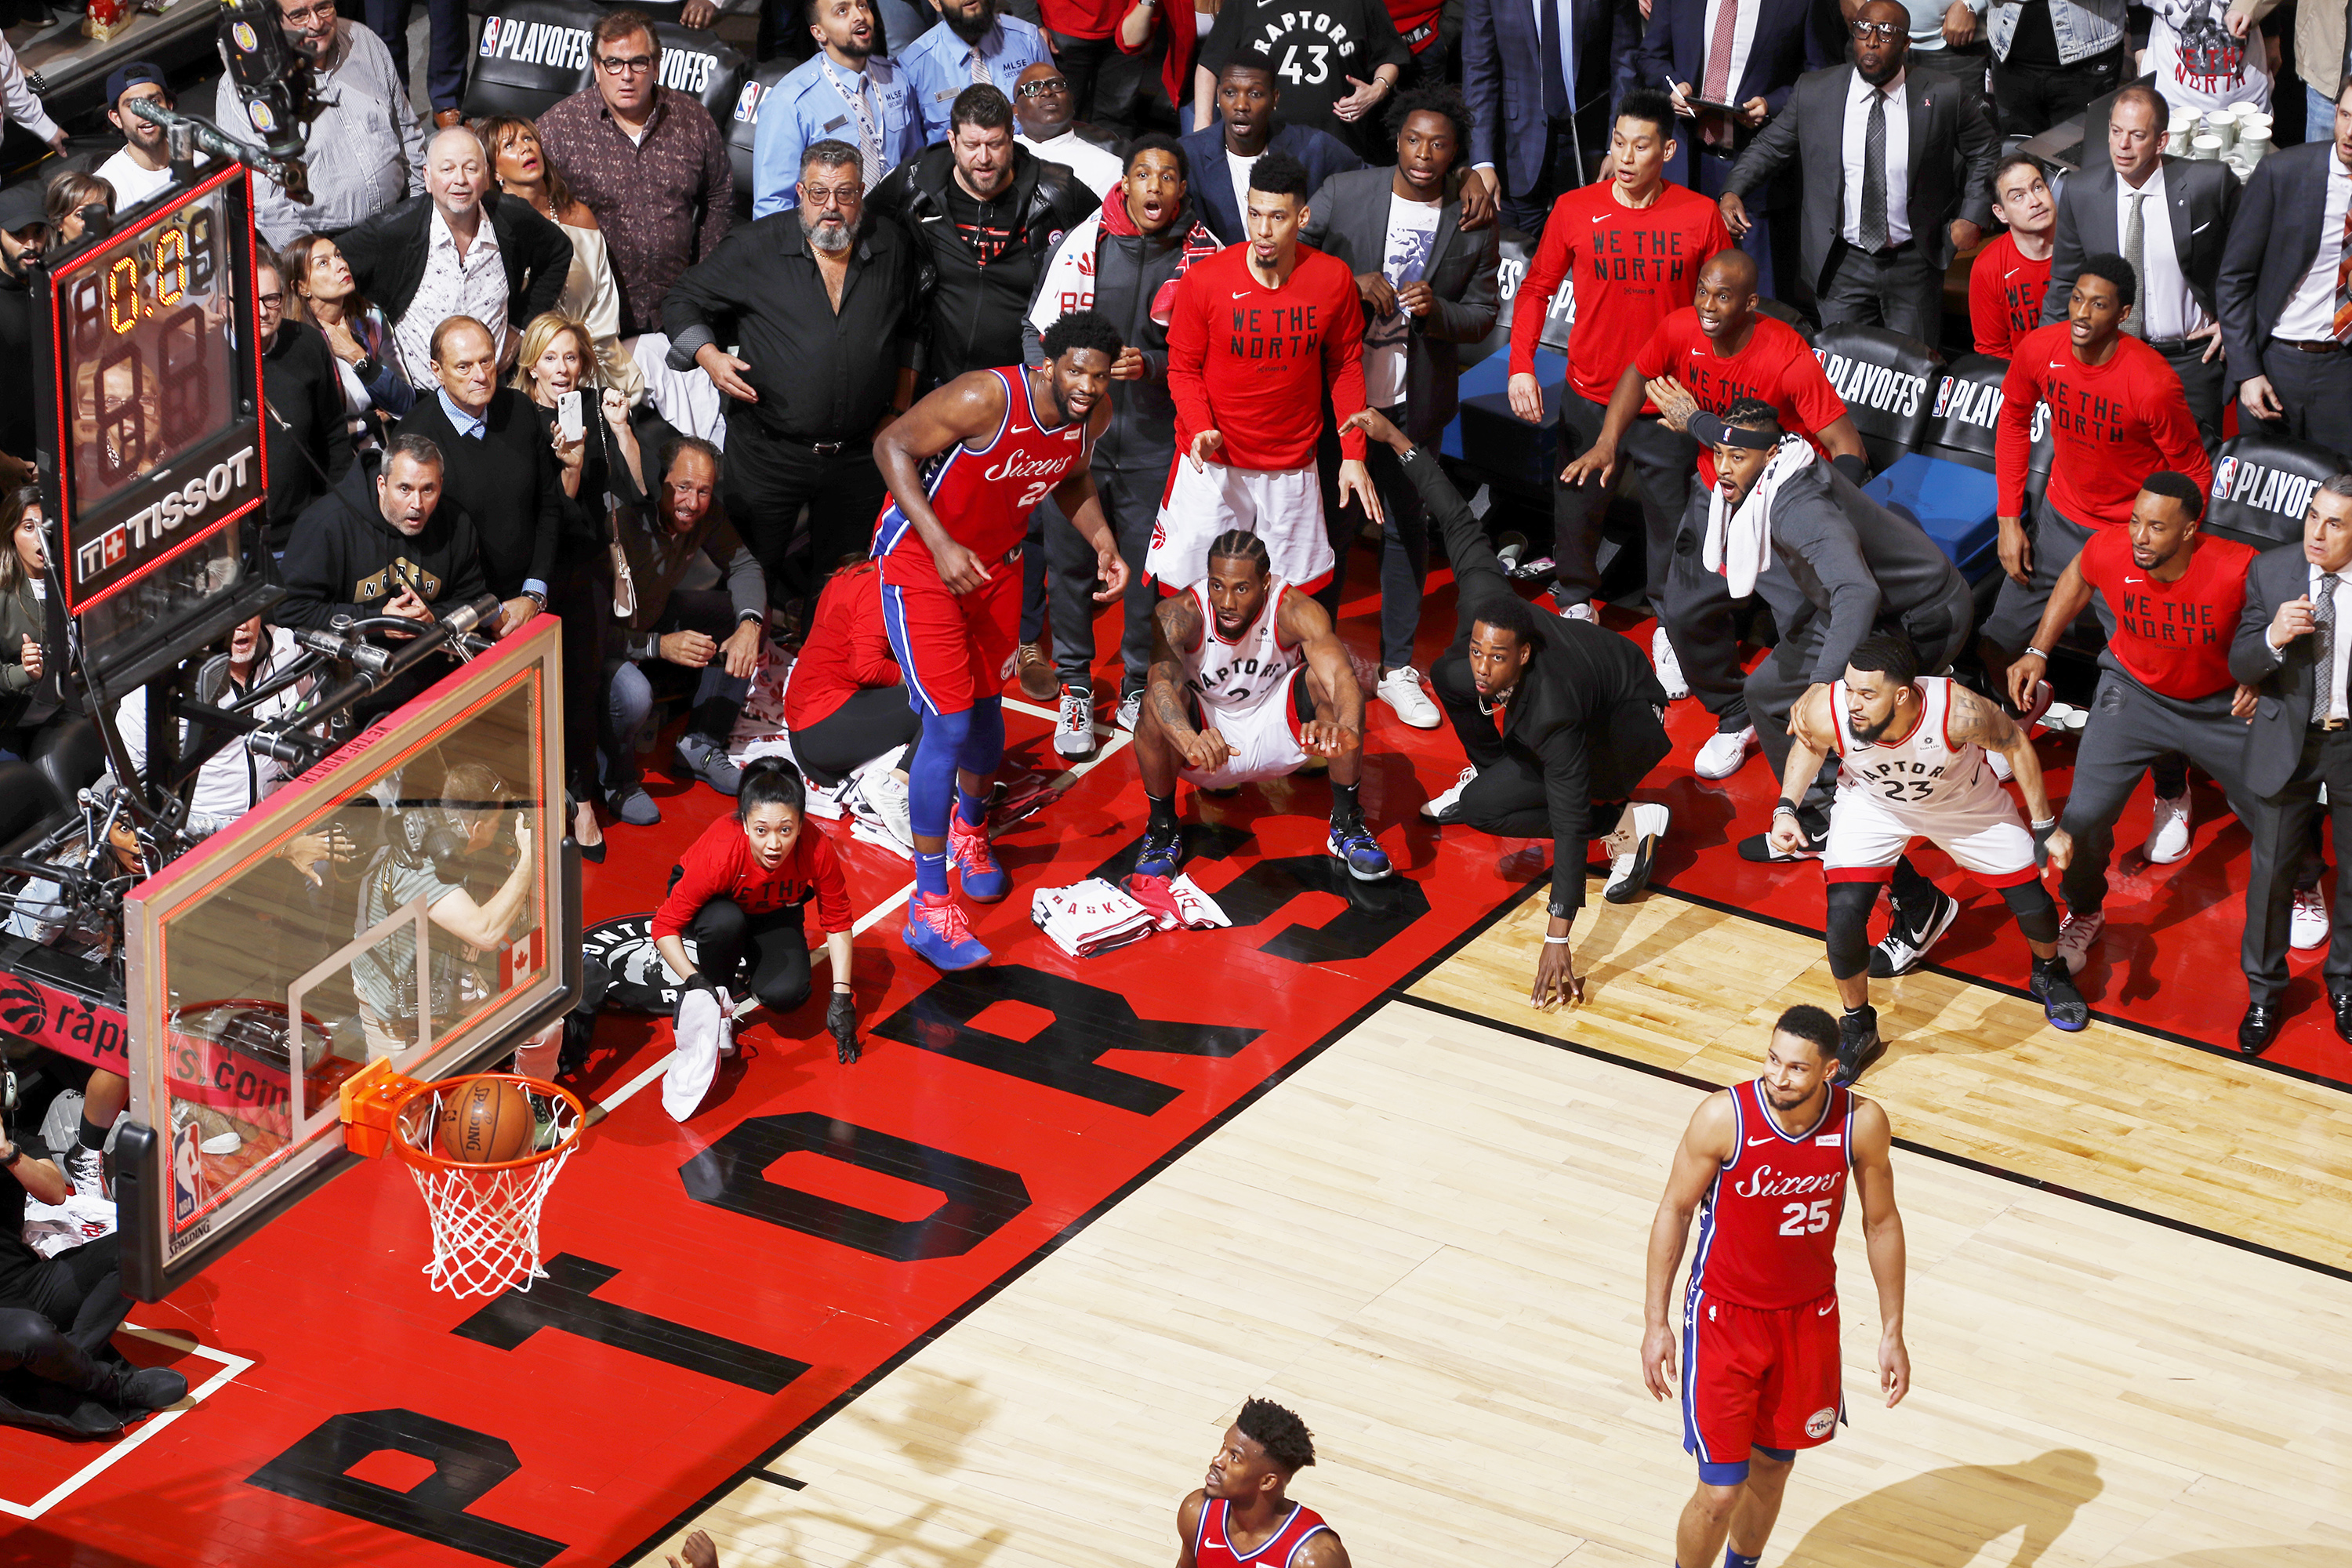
379, 1074, 586, 1299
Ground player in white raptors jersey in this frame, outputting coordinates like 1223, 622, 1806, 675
1175, 1399, 1349, 1568
1129, 530, 1393, 883
1766, 632, 2089, 1081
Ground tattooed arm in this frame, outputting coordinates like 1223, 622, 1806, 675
1947, 684, 2071, 870
1146, 593, 1232, 774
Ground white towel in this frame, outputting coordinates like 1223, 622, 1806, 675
1168, 873, 1231, 929
22, 1191, 115, 1258
1030, 880, 1159, 957
663, 986, 734, 1121
1702, 436, 1815, 598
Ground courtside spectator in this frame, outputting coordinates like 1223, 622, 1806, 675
0, 186, 37, 462
751, 0, 923, 218
482, 114, 644, 401
1176, 60, 1365, 245
219, 0, 425, 246
0, 489, 53, 762
278, 435, 492, 644
43, 171, 111, 250
283, 233, 418, 447
899, 0, 1051, 141
786, 554, 921, 789
1194, 0, 1408, 156
256, 253, 354, 550
97, 64, 206, 211
1012, 63, 1123, 198
1951, 0, 2127, 138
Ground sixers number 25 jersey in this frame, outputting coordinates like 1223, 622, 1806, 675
1182, 577, 1302, 712
873, 367, 1091, 568
1688, 1078, 1857, 1309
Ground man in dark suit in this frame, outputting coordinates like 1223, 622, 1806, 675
1719, 0, 1996, 339
1178, 60, 1365, 244
1461, 0, 1640, 233
2042, 83, 2238, 445
2229, 474, 2352, 1054
2218, 80, 2352, 458
1302, 86, 1501, 728
1633, 0, 1821, 298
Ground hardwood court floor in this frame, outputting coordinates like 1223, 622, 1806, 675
647, 985, 2352, 1568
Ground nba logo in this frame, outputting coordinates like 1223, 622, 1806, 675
478, 16, 499, 53
172, 1116, 204, 1225
1932, 377, 1954, 419
2212, 456, 2237, 499
734, 81, 761, 122
231, 20, 256, 49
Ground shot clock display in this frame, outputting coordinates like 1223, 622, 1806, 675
42, 162, 263, 629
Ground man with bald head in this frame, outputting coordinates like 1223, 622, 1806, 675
339, 123, 575, 382
1720, 0, 1997, 342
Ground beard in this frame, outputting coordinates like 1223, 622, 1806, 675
1857, 52, 1902, 85
832, 34, 872, 59
800, 209, 855, 254
942, 0, 997, 42
1849, 706, 1900, 743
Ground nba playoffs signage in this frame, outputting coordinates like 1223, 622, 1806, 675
464, 3, 747, 128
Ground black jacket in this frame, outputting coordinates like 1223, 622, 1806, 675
278, 448, 492, 631
870, 143, 1096, 384
394, 389, 562, 601
2214, 141, 2324, 387
260, 318, 355, 546
1021, 195, 1203, 476
337, 191, 573, 336
2231, 544, 2335, 799
1407, 444, 1670, 916
0, 262, 31, 462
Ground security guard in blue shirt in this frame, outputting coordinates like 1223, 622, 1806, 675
898, 0, 1051, 143
754, 0, 924, 218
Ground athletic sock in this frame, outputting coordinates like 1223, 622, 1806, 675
78, 1116, 107, 1152
1146, 791, 1179, 835
1330, 780, 1361, 826
915, 850, 949, 899
1725, 1550, 1761, 1568
954, 784, 989, 829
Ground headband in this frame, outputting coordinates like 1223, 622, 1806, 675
1689, 412, 1780, 451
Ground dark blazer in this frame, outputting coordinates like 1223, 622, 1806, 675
392, 388, 562, 604
1461, 0, 1639, 198
1635, 0, 1820, 125
1724, 64, 1998, 296
2217, 141, 2339, 387
1300, 165, 1501, 440
338, 191, 573, 336
2231, 545, 2334, 799
2040, 154, 2239, 331
1176, 122, 1366, 244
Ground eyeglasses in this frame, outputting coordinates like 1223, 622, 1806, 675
597, 53, 655, 74
256, 290, 285, 308
1015, 76, 1069, 98
1849, 20, 1900, 38
280, 0, 334, 25
801, 183, 861, 207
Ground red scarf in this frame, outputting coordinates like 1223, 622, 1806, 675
1098, 191, 1221, 325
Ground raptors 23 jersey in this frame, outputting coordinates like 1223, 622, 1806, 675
873, 366, 1092, 567
1831, 676, 2000, 814
1183, 577, 1303, 712
1689, 1077, 1857, 1309
1193, 1498, 1330, 1568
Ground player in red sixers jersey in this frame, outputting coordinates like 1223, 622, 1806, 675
873, 310, 1131, 971
1176, 1399, 1351, 1568
1644, 1007, 1909, 1568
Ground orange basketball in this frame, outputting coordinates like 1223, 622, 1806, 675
435, 1079, 535, 1163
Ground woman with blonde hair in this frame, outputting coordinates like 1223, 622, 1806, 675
478, 114, 642, 402
280, 231, 416, 444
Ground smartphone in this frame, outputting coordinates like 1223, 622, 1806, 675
557, 388, 585, 442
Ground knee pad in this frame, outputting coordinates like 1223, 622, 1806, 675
2001, 878, 2059, 946
1824, 881, 1880, 981
909, 710, 971, 835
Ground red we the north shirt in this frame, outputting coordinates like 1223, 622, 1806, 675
2074, 525, 2254, 700
1996, 324, 2212, 528
1634, 309, 1848, 486
652, 816, 855, 939
1510, 180, 1731, 405
1167, 244, 1367, 469
1969, 232, 2052, 358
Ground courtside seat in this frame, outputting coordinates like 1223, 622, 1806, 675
31, 719, 107, 811
2205, 432, 2348, 550
1446, 349, 1566, 495
722, 58, 794, 220
1809, 321, 1941, 472
1863, 354, 2013, 583
465, 3, 748, 131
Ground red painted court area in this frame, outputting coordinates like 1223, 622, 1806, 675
6, 554, 2346, 1566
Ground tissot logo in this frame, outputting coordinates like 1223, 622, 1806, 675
1814, 350, 1929, 418
2212, 456, 2319, 517
75, 445, 260, 588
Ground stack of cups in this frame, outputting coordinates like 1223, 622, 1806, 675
2234, 111, 2273, 175
2166, 107, 2198, 156
2190, 132, 2226, 160
2202, 105, 2241, 151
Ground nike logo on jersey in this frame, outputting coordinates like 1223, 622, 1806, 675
1817, 1301, 1835, 1315
1007, 424, 1029, 435
1232, 289, 1252, 299
1747, 1136, 1778, 1146
2123, 576, 2143, 584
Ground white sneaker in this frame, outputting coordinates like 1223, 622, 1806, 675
1054, 685, 1094, 757
1694, 726, 1756, 780
1557, 601, 1598, 623
2292, 887, 2330, 950
860, 764, 914, 851
2054, 909, 2104, 976
1377, 667, 1441, 728
2143, 791, 2191, 864
1116, 691, 1142, 732
1424, 764, 1478, 820
1987, 749, 2014, 782
1599, 802, 1668, 902
1651, 626, 1690, 700
61, 1142, 107, 1202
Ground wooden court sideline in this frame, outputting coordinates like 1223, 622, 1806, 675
641, 886, 2352, 1568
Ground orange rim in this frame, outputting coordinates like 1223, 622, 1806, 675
387, 1073, 586, 1174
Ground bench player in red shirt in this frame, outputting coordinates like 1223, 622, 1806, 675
1643, 1006, 1909, 1568
873, 310, 1131, 971
1175, 1399, 1350, 1568
1968, 154, 2056, 359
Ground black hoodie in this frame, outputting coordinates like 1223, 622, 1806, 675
278, 447, 491, 632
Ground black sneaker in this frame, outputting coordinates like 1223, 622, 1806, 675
114, 1367, 188, 1414
1868, 887, 1959, 978
1738, 807, 1828, 863
1837, 1005, 1886, 1085
1133, 822, 1184, 880
2031, 959, 2089, 1032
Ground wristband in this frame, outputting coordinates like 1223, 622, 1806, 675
2031, 818, 2056, 832
2024, 645, 2049, 661
1773, 798, 1799, 817
1542, 935, 1573, 944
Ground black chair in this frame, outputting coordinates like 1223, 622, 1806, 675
466, 3, 749, 132
2205, 433, 2350, 550
31, 719, 106, 811
1809, 321, 1942, 473
724, 58, 796, 220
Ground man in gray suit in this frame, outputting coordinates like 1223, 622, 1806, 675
2229, 474, 2352, 1056
1303, 85, 1501, 729
2042, 82, 2240, 446
1717, 0, 1996, 341
2218, 79, 2352, 459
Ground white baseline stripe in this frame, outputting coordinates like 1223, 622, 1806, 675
0, 1325, 253, 1519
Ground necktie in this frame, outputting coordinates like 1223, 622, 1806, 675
2314, 575, 2339, 725
2333, 199, 2352, 341
827, 60, 883, 189
968, 45, 989, 85
2123, 191, 2147, 339
1700, 0, 1739, 147
1857, 89, 1887, 252
1538, 0, 1569, 120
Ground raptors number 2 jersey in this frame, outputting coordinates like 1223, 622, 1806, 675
1184, 578, 1303, 712
1688, 1078, 1856, 1309
873, 366, 1092, 568
1832, 676, 1999, 814
1194, 1498, 1330, 1568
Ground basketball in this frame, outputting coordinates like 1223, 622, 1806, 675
435, 1079, 535, 1164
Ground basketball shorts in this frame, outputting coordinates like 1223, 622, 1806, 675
879, 550, 1023, 718
1181, 670, 1309, 789
1148, 459, 1331, 593
1822, 781, 2039, 888
1682, 1286, 1846, 1483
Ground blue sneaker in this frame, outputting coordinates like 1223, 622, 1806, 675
904, 891, 990, 971
948, 812, 1010, 902
1327, 818, 1394, 881
2031, 960, 2089, 1032
1133, 823, 1183, 880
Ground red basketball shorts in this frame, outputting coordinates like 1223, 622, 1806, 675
1680, 1286, 1846, 1481
879, 551, 1022, 717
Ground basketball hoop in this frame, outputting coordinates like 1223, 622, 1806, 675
340, 1063, 586, 1299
